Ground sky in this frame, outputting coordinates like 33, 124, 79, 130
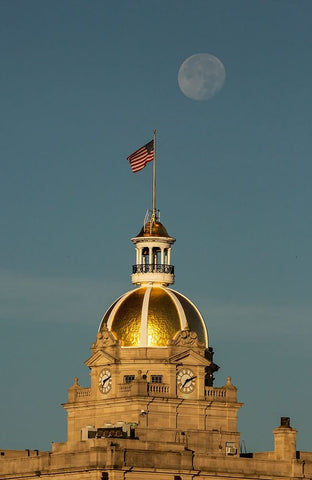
0, 0, 311, 453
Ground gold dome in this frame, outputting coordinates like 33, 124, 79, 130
99, 286, 208, 347
136, 220, 171, 238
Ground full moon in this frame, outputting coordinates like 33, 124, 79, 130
178, 53, 226, 101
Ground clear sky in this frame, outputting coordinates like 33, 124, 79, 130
0, 0, 311, 453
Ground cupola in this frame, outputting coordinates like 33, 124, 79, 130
131, 210, 175, 286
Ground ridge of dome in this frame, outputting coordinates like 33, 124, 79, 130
99, 285, 208, 348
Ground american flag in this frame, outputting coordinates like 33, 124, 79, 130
127, 140, 154, 173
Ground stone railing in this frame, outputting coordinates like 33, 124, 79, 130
76, 388, 92, 399
148, 383, 169, 395
205, 380, 237, 402
118, 382, 169, 396
205, 387, 227, 401
119, 384, 133, 394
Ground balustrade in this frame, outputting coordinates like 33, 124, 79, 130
132, 264, 174, 274
119, 384, 133, 393
205, 387, 227, 401
148, 384, 169, 394
76, 388, 91, 399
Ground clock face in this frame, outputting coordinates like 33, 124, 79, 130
177, 368, 196, 393
98, 368, 112, 394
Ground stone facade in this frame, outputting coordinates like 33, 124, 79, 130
1, 212, 310, 479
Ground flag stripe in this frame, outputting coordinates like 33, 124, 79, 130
127, 140, 154, 173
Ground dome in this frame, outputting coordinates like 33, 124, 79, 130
136, 220, 171, 238
99, 285, 208, 348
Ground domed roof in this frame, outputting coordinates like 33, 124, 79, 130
99, 286, 208, 348
136, 220, 171, 238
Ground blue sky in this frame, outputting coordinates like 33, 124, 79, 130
0, 0, 311, 452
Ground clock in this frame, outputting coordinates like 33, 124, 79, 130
177, 368, 196, 393
98, 368, 112, 394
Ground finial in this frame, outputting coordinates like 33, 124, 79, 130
152, 129, 156, 214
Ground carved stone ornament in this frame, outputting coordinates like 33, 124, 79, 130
169, 329, 204, 347
91, 325, 119, 351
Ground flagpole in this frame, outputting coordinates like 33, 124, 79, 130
152, 129, 156, 219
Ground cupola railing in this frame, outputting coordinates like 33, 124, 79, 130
132, 264, 174, 274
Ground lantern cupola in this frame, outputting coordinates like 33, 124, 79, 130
131, 210, 175, 286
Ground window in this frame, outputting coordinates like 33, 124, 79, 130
124, 375, 135, 384
225, 442, 237, 456
151, 375, 163, 384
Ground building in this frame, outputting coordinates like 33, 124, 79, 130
0, 210, 311, 479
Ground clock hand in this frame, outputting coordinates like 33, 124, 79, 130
102, 376, 111, 386
182, 376, 197, 387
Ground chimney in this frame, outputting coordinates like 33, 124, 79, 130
273, 417, 297, 460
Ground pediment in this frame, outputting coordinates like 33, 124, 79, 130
169, 349, 210, 367
85, 350, 118, 368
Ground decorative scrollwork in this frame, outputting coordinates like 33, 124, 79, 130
170, 328, 204, 347
92, 325, 119, 351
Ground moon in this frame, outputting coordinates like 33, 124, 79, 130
178, 53, 226, 101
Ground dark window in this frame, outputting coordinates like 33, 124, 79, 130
174, 476, 182, 480
124, 375, 135, 384
151, 375, 163, 383
101, 473, 109, 480
0, 452, 5, 456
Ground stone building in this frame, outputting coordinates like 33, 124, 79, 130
0, 211, 310, 479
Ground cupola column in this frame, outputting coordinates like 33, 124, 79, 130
131, 211, 176, 286
160, 248, 164, 265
